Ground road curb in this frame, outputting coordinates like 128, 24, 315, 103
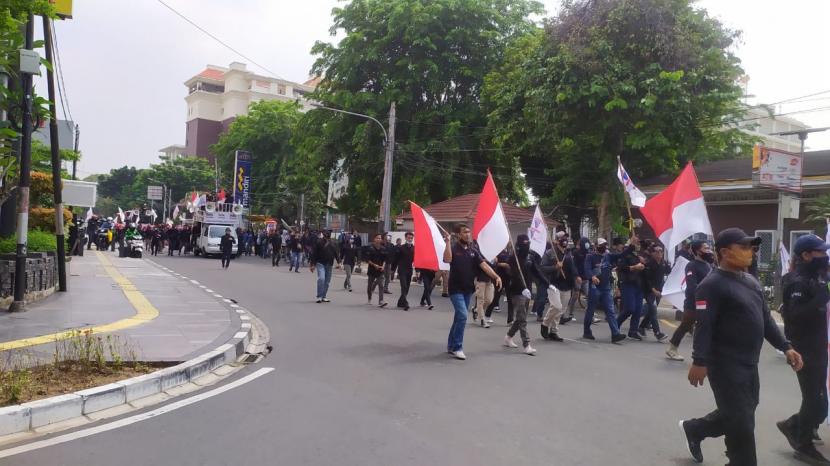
0, 258, 268, 438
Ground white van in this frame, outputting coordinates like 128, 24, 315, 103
196, 224, 237, 257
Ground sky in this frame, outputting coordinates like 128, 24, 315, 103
36, 0, 830, 177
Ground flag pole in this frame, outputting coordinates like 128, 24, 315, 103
496, 199, 529, 291
617, 156, 635, 235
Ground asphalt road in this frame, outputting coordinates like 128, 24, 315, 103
3, 254, 822, 466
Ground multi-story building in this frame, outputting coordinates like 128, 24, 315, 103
738, 106, 809, 153
183, 62, 317, 162
158, 144, 186, 161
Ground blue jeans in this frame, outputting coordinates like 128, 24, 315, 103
531, 283, 548, 318
290, 250, 301, 270
617, 283, 644, 336
447, 293, 472, 352
316, 263, 333, 299
640, 294, 662, 334
584, 285, 621, 337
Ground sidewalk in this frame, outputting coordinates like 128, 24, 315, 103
0, 250, 242, 362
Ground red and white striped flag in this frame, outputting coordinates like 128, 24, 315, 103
473, 171, 510, 261
410, 201, 450, 271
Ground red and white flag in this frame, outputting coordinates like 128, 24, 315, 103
410, 201, 450, 271
217, 189, 226, 202
640, 163, 712, 262
191, 191, 198, 204
473, 171, 510, 261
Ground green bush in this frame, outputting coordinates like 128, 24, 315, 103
0, 230, 63, 254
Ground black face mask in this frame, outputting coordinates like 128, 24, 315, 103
597, 245, 607, 253
702, 252, 715, 264
558, 240, 568, 248
516, 242, 530, 255
807, 256, 830, 274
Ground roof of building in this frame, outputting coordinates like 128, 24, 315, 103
397, 193, 556, 226
303, 76, 322, 88
197, 68, 225, 81
639, 150, 830, 187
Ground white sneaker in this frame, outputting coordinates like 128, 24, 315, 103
666, 345, 685, 361
483, 320, 491, 329
485, 317, 495, 323
503, 336, 518, 348
452, 350, 466, 360
524, 345, 537, 356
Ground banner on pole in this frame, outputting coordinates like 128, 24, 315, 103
233, 150, 252, 208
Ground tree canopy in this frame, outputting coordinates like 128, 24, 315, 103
483, 0, 755, 233
297, 0, 544, 220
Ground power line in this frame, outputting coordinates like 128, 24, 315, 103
156, 0, 286, 81
50, 22, 75, 133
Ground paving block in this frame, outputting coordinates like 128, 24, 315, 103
0, 405, 31, 436
22, 394, 83, 428
76, 383, 126, 415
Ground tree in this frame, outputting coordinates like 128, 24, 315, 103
97, 165, 139, 207
212, 100, 307, 218
131, 157, 214, 213
483, 0, 756, 235
297, 0, 544, 220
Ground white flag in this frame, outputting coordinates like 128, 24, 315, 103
172, 205, 180, 221
617, 159, 647, 208
150, 209, 158, 220
825, 218, 830, 246
527, 205, 548, 257
779, 242, 791, 277
661, 256, 690, 311
85, 207, 93, 222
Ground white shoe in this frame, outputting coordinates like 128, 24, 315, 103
524, 345, 537, 356
666, 345, 685, 361
452, 350, 466, 360
483, 320, 491, 329
503, 336, 518, 348
485, 317, 495, 323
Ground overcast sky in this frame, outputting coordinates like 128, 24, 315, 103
38, 0, 830, 177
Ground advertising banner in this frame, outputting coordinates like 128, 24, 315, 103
233, 150, 252, 208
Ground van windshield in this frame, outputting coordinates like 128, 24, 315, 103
208, 226, 232, 238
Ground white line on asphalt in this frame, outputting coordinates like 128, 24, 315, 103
0, 368, 275, 460
205, 289, 214, 293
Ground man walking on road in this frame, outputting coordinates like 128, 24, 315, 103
396, 232, 415, 310
287, 231, 302, 273
365, 233, 388, 308
504, 235, 537, 355
777, 234, 830, 465
310, 231, 339, 303
270, 230, 282, 267
679, 228, 803, 465
583, 238, 627, 343
341, 236, 358, 292
443, 224, 502, 360
220, 228, 236, 269
541, 232, 578, 341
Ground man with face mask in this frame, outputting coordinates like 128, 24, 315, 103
396, 232, 415, 310
504, 234, 537, 355
777, 234, 830, 464
666, 240, 716, 361
680, 228, 803, 465
540, 232, 579, 341
583, 238, 628, 343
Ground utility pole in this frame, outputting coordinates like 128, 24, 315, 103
380, 102, 395, 233
42, 16, 67, 292
214, 159, 219, 195
72, 123, 79, 180
10, 14, 35, 311
299, 192, 305, 230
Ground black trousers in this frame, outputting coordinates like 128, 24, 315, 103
397, 268, 412, 307
785, 353, 828, 448
272, 247, 281, 266
669, 309, 696, 347
685, 362, 759, 466
221, 252, 232, 268
420, 274, 434, 306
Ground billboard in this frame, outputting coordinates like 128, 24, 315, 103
753, 145, 802, 193
61, 180, 96, 207
147, 185, 164, 200
233, 150, 252, 208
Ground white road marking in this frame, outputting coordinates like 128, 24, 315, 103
0, 368, 275, 459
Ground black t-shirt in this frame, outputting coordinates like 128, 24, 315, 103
364, 245, 387, 277
448, 242, 484, 295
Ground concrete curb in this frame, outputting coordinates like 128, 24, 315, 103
0, 259, 265, 437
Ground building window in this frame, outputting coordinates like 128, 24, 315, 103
277, 84, 286, 95
755, 230, 775, 269
790, 230, 813, 250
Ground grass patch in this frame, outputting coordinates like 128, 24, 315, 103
0, 330, 172, 407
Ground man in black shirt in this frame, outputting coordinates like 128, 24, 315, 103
616, 235, 646, 340
680, 228, 803, 465
777, 234, 830, 464
219, 228, 236, 269
270, 230, 282, 267
310, 231, 339, 303
638, 244, 670, 341
541, 232, 579, 341
443, 224, 502, 360
365, 233, 388, 307
666, 240, 715, 361
396, 232, 415, 310
341, 236, 358, 292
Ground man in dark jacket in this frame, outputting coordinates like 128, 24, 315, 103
485, 248, 514, 324
583, 238, 628, 343
666, 240, 715, 361
341, 237, 358, 292
528, 245, 551, 322
541, 232, 579, 341
365, 233, 388, 307
219, 228, 236, 269
680, 228, 803, 465
777, 234, 830, 464
309, 231, 339, 303
503, 235, 536, 355
396, 232, 415, 310
269, 230, 282, 267
638, 244, 670, 341
616, 235, 647, 340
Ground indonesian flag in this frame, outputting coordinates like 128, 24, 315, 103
410, 201, 450, 271
617, 158, 647, 207
661, 256, 690, 311
640, 163, 712, 263
473, 171, 510, 261
217, 189, 226, 202
191, 191, 198, 204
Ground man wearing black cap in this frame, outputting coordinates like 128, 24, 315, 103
777, 234, 830, 464
680, 228, 804, 465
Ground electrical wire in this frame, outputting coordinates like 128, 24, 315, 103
156, 0, 286, 81
50, 22, 75, 134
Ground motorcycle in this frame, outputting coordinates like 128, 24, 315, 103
96, 227, 111, 250
127, 238, 144, 258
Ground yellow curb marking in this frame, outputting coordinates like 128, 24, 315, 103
660, 319, 678, 329
0, 251, 160, 352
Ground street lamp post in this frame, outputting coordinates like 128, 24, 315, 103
309, 102, 395, 233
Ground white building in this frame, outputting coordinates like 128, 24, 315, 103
183, 62, 317, 162
158, 144, 186, 161
738, 106, 809, 153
